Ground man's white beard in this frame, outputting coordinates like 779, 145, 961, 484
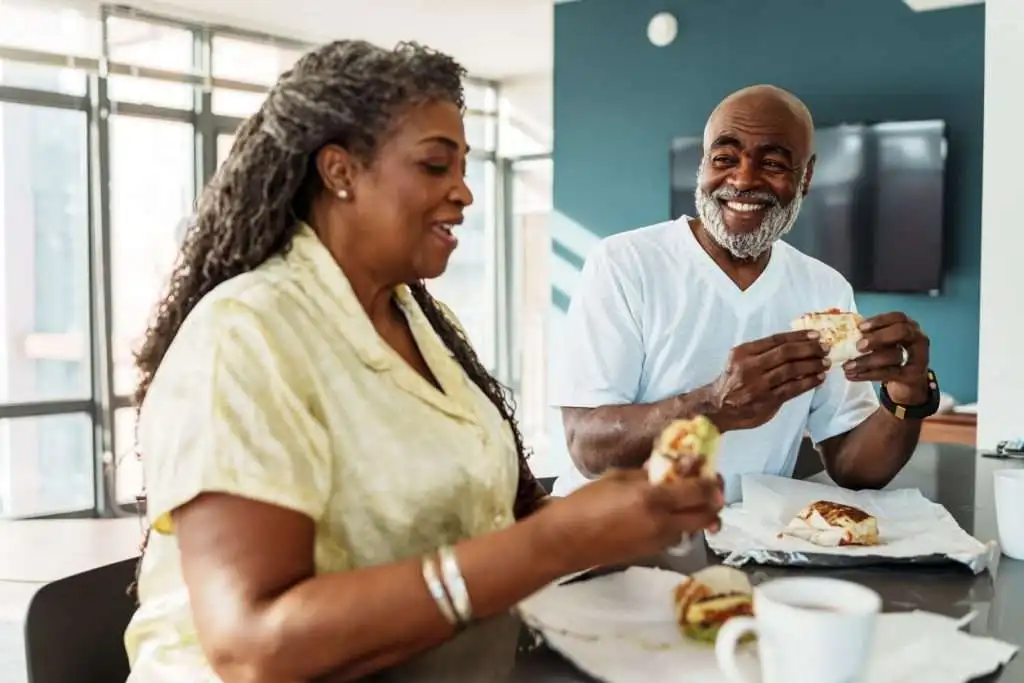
695, 167, 807, 260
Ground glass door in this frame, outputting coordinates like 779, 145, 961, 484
505, 156, 552, 475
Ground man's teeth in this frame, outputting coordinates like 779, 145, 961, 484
725, 201, 766, 213
437, 224, 453, 234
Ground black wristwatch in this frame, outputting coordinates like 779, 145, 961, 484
879, 369, 940, 420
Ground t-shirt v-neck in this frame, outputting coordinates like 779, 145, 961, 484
677, 217, 787, 314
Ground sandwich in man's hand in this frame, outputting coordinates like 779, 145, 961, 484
673, 566, 754, 644
646, 416, 721, 485
791, 308, 865, 365
781, 500, 880, 547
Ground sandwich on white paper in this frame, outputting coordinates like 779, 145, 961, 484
791, 308, 865, 365
781, 500, 880, 547
646, 416, 721, 485
673, 566, 754, 644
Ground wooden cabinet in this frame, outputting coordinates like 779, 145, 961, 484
920, 413, 977, 446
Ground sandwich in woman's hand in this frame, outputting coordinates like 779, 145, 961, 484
791, 308, 865, 365
673, 566, 753, 644
646, 416, 721, 485
781, 500, 880, 547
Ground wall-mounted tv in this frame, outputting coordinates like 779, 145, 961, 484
670, 119, 947, 295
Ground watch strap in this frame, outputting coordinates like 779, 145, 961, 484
879, 369, 940, 420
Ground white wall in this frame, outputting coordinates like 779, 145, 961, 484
977, 0, 1024, 449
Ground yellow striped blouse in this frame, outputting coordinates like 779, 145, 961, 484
123, 223, 522, 682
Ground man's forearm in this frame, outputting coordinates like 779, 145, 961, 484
826, 408, 921, 489
562, 386, 718, 477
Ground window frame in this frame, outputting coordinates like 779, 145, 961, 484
0, 3, 505, 519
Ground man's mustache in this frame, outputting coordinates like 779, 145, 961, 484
711, 187, 779, 206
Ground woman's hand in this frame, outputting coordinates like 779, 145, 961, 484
533, 466, 724, 572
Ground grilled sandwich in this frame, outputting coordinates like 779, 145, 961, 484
791, 308, 865, 365
782, 500, 880, 547
673, 566, 754, 644
647, 416, 721, 485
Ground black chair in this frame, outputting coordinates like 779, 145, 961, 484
24, 558, 137, 683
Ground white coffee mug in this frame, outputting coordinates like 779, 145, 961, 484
715, 576, 881, 683
994, 469, 1024, 560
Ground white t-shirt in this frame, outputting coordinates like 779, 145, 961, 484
550, 217, 878, 501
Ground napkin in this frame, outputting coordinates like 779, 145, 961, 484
865, 611, 1018, 682
705, 474, 998, 574
518, 567, 1018, 683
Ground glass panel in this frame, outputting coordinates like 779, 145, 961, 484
497, 81, 552, 156
0, 103, 91, 403
108, 75, 193, 109
217, 133, 235, 168
464, 113, 495, 154
0, 1, 101, 56
114, 407, 142, 505
211, 36, 302, 117
429, 157, 495, 369
105, 16, 195, 108
211, 35, 304, 86
106, 17, 193, 71
0, 62, 87, 96
498, 110, 551, 157
211, 88, 267, 119
464, 80, 495, 113
0, 413, 93, 518
510, 158, 552, 474
0, 1, 94, 93
109, 115, 194, 396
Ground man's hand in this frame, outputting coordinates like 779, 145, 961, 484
842, 312, 931, 405
706, 330, 830, 432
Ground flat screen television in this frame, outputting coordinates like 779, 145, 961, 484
669, 119, 947, 294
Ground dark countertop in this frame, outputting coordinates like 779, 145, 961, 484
2, 445, 1020, 683
500, 443, 1024, 682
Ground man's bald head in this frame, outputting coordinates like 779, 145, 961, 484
704, 85, 814, 163
694, 85, 817, 261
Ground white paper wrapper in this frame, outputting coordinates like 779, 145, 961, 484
520, 567, 740, 682
705, 474, 999, 574
517, 567, 1018, 683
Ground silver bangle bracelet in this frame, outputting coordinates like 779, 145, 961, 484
438, 545, 473, 624
420, 554, 458, 627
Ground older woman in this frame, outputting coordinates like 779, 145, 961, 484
124, 40, 723, 682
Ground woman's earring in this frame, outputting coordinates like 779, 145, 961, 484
337, 188, 350, 201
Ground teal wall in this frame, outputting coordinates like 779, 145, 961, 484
552, 0, 984, 403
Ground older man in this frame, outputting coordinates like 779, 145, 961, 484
551, 85, 939, 500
